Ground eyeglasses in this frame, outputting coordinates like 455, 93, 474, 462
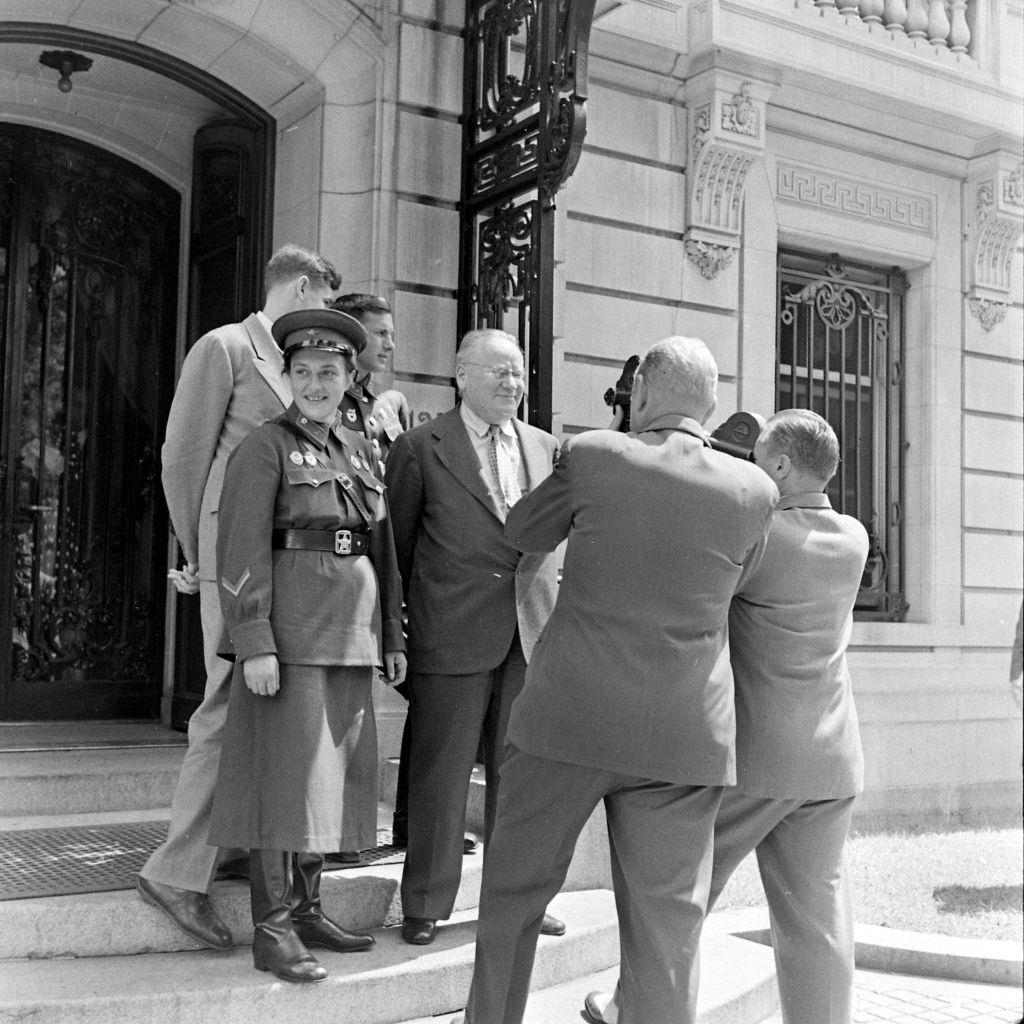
460, 363, 526, 384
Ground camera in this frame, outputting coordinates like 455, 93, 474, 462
603, 355, 763, 460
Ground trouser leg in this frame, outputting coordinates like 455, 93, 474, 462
140, 580, 241, 893
605, 782, 723, 1024
401, 670, 493, 920
756, 797, 857, 1024
480, 639, 526, 845
391, 685, 411, 844
465, 748, 610, 1024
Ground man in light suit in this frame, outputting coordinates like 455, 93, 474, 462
136, 245, 341, 948
385, 328, 562, 946
453, 337, 777, 1024
585, 408, 869, 1024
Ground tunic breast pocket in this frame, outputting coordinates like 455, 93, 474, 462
351, 466, 386, 521
284, 466, 341, 521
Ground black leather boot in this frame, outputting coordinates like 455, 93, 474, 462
250, 849, 328, 982
291, 851, 375, 952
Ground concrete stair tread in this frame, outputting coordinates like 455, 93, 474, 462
0, 889, 620, 1024
0, 853, 483, 959
394, 924, 778, 1024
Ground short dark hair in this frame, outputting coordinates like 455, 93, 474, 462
331, 293, 391, 322
265, 244, 341, 293
760, 409, 840, 482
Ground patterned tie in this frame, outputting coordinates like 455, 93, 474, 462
487, 424, 521, 517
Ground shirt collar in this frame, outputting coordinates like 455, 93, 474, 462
777, 490, 832, 511
350, 371, 377, 399
460, 401, 515, 439
636, 413, 710, 445
256, 310, 275, 345
284, 401, 338, 448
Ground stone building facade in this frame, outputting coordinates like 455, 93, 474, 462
0, 0, 1020, 824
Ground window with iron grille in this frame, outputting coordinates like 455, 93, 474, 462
776, 250, 908, 621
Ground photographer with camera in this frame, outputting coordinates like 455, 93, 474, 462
453, 336, 778, 1024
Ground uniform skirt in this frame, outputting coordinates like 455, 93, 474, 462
209, 662, 378, 852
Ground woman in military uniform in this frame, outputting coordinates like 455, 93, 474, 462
208, 308, 407, 983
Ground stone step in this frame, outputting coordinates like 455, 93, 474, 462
0, 745, 185, 816
0, 888, 619, 1024
0, 826, 483, 959
395, 920, 779, 1024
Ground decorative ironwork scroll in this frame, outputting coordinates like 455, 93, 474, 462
459, 0, 597, 427
0, 125, 178, 718
777, 251, 907, 621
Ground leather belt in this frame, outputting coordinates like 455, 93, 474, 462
272, 528, 370, 556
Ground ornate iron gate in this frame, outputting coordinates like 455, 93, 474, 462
0, 126, 180, 718
459, 0, 597, 428
777, 250, 907, 620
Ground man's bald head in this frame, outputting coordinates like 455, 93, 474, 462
632, 336, 718, 429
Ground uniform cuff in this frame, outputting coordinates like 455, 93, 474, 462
229, 619, 278, 662
382, 617, 406, 654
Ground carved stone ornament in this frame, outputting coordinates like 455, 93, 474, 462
684, 236, 736, 279
965, 150, 1024, 308
967, 295, 1007, 332
684, 73, 772, 273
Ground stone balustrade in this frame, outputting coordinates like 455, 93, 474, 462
798, 0, 973, 56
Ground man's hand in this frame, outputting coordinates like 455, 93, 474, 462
167, 562, 200, 595
378, 389, 412, 431
383, 651, 408, 688
243, 653, 280, 697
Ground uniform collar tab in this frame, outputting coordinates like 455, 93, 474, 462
285, 402, 335, 447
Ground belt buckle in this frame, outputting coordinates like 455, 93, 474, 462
334, 529, 352, 555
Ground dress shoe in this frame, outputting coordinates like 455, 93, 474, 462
294, 916, 375, 952
462, 834, 479, 855
401, 915, 437, 945
136, 875, 233, 949
214, 855, 250, 881
540, 911, 566, 936
324, 850, 361, 865
582, 990, 617, 1024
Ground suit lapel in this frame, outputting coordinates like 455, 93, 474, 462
515, 421, 549, 491
244, 313, 291, 408
432, 409, 503, 521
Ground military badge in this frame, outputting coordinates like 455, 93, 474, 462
289, 451, 303, 465
304, 451, 316, 466
346, 408, 358, 423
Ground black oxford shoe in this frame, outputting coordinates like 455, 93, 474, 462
136, 875, 233, 949
401, 916, 437, 945
540, 912, 566, 936
293, 916, 375, 952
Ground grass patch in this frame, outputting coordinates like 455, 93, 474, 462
713, 826, 1024, 942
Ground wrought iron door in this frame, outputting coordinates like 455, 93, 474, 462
0, 126, 179, 719
459, 0, 596, 427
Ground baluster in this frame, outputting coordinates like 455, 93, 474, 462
858, 0, 884, 25
883, 0, 908, 32
814, 0, 837, 10
836, 0, 860, 13
905, 0, 928, 38
948, 0, 971, 53
926, 0, 950, 46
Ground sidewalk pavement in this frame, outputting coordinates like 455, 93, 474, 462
757, 967, 1023, 1024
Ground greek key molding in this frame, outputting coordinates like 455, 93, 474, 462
775, 161, 935, 236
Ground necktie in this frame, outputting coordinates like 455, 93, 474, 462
487, 424, 521, 517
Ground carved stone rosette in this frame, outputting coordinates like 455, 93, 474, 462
965, 149, 1023, 330
684, 72, 773, 280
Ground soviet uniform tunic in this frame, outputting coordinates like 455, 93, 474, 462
339, 375, 407, 467
209, 403, 404, 852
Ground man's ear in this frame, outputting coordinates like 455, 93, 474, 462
293, 274, 311, 300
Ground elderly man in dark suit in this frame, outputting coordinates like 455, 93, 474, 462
455, 336, 778, 1024
585, 408, 870, 1024
385, 328, 563, 946
136, 245, 340, 949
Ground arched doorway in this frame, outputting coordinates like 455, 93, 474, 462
0, 125, 180, 719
